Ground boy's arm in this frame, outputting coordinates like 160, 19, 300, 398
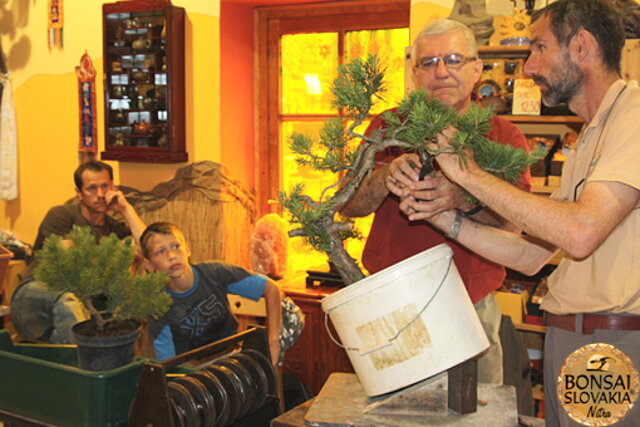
150, 321, 176, 361
263, 278, 283, 365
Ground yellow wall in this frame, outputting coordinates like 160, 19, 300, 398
0, 0, 220, 245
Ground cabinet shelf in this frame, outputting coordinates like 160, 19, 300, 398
498, 115, 582, 125
478, 45, 530, 56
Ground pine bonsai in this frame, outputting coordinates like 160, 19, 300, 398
279, 54, 543, 285
34, 225, 171, 332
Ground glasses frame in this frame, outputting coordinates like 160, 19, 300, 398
414, 53, 478, 71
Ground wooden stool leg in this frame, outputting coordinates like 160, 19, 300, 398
448, 358, 478, 415
276, 364, 286, 413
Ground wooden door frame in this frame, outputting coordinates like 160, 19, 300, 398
254, 0, 410, 215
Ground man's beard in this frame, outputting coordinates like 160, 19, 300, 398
532, 54, 584, 107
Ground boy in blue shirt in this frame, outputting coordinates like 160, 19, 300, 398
140, 222, 282, 363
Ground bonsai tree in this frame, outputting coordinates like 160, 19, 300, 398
279, 55, 543, 285
34, 225, 171, 334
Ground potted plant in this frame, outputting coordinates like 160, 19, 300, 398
34, 225, 172, 371
279, 54, 543, 285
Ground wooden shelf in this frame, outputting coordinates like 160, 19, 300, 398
531, 184, 558, 195
478, 45, 530, 56
498, 115, 582, 125
515, 322, 547, 333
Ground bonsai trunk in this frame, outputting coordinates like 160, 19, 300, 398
82, 296, 108, 331
289, 136, 411, 285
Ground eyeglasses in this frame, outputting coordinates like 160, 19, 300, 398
415, 54, 477, 71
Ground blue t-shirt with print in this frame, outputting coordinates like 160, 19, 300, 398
148, 261, 267, 360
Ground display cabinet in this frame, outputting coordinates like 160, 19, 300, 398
102, 0, 186, 163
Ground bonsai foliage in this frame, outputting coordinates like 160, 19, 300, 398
35, 225, 171, 330
279, 54, 543, 285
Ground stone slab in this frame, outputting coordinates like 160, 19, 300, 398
363, 373, 448, 416
304, 373, 519, 426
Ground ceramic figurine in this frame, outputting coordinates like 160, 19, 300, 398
111, 59, 122, 73
124, 18, 139, 29
131, 37, 152, 52
114, 133, 126, 146
142, 97, 157, 109
144, 56, 156, 70
131, 70, 147, 82
157, 134, 168, 147
134, 121, 151, 134
111, 85, 124, 98
113, 110, 127, 124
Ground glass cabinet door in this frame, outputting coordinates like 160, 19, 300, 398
102, 0, 186, 163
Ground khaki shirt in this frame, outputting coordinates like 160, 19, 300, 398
541, 80, 640, 315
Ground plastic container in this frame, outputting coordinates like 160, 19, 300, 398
0, 330, 143, 426
321, 244, 489, 396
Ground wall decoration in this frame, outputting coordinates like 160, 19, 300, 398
489, 8, 531, 46
75, 52, 97, 158
0, 72, 18, 200
448, 0, 494, 46
47, 0, 64, 49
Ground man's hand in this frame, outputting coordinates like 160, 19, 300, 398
430, 126, 481, 185
385, 153, 421, 196
407, 171, 476, 216
105, 189, 146, 244
387, 149, 476, 217
399, 191, 447, 223
105, 189, 131, 214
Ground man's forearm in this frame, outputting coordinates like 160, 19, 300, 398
465, 205, 519, 233
452, 164, 640, 260
341, 167, 390, 217
120, 203, 146, 244
431, 209, 557, 275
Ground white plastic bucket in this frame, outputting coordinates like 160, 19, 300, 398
321, 243, 489, 396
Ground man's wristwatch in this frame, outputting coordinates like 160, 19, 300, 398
447, 210, 464, 239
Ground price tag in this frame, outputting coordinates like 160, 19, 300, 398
512, 78, 541, 115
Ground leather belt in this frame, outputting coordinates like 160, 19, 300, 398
544, 312, 640, 335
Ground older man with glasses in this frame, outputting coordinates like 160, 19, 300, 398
341, 18, 531, 386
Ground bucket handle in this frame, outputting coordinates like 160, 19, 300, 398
324, 255, 454, 356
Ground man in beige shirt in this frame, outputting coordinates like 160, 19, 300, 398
399, 0, 640, 425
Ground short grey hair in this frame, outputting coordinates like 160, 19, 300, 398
411, 18, 478, 66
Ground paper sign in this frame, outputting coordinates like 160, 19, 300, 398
512, 78, 541, 115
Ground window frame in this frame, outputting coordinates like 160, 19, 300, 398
254, 0, 410, 215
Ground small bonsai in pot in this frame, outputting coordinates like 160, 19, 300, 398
34, 225, 172, 371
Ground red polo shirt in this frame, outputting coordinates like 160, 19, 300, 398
361, 111, 531, 303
